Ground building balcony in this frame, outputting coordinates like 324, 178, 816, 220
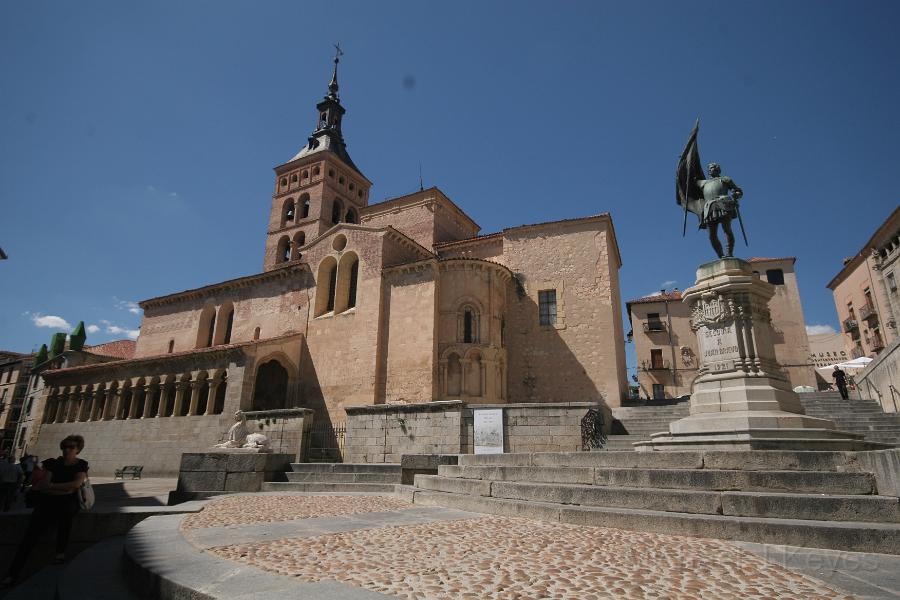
642, 321, 667, 333
871, 336, 885, 352
851, 346, 866, 359
859, 303, 878, 324
843, 318, 859, 333
640, 359, 670, 371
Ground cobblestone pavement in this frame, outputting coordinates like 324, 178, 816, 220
181, 494, 412, 529
188, 495, 854, 599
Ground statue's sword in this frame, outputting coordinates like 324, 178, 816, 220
735, 201, 749, 246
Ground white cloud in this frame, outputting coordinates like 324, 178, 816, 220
113, 298, 142, 315
31, 314, 72, 330
105, 324, 140, 340
806, 324, 837, 335
86, 324, 100, 334
661, 280, 678, 289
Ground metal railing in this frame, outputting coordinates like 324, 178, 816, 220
640, 359, 671, 371
302, 420, 346, 462
859, 303, 878, 323
843, 318, 859, 332
642, 321, 667, 332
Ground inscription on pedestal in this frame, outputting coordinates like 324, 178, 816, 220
699, 325, 740, 368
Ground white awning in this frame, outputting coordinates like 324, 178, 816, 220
815, 356, 873, 377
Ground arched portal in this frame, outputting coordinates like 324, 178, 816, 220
252, 360, 289, 411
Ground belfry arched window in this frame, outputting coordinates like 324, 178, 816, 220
292, 231, 306, 260
331, 200, 342, 225
345, 208, 357, 224
300, 193, 310, 219
283, 198, 295, 225
276, 236, 291, 263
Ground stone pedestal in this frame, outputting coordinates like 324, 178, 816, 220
638, 258, 875, 451
169, 451, 292, 504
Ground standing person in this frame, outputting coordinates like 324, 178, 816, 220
19, 453, 35, 490
833, 366, 850, 400
0, 454, 22, 511
1, 435, 88, 588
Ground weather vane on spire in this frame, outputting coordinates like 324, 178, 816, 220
328, 44, 343, 98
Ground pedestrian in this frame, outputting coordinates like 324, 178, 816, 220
19, 453, 35, 490
833, 366, 849, 400
0, 454, 22, 511
1, 435, 88, 588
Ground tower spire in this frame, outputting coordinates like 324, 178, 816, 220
328, 43, 343, 99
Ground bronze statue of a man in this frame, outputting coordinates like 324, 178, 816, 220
676, 121, 747, 258
697, 162, 743, 258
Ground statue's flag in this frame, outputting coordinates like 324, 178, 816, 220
677, 119, 705, 235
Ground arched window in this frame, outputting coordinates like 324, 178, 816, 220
301, 169, 309, 179
313, 166, 320, 176
282, 198, 295, 226
292, 232, 306, 260
214, 301, 235, 345
457, 304, 480, 343
195, 373, 210, 416
331, 200, 342, 225
252, 360, 288, 411
345, 208, 357, 224
300, 193, 310, 218
213, 373, 227, 414
276, 236, 291, 264
315, 257, 338, 316
335, 252, 359, 313
253, 326, 260, 340
196, 304, 216, 348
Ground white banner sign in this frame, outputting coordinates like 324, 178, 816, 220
473, 409, 504, 454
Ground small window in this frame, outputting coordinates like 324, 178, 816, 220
650, 348, 664, 369
652, 384, 665, 400
328, 169, 335, 178
349, 182, 355, 191
339, 176, 345, 184
647, 313, 663, 331
168, 340, 174, 354
301, 170, 309, 179
291, 174, 298, 183
253, 327, 260, 341
357, 190, 363, 198
888, 272, 897, 292
464, 310, 474, 343
538, 290, 557, 326
313, 166, 320, 176
766, 269, 785, 285
280, 177, 287, 187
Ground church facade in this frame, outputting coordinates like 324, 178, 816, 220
27, 60, 627, 474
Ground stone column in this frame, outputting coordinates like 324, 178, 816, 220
143, 383, 158, 418
114, 388, 126, 420
640, 258, 870, 451
67, 391, 81, 422
101, 388, 114, 420
460, 359, 469, 397
172, 382, 188, 417
205, 379, 220, 416
55, 390, 69, 423
44, 390, 58, 424
156, 384, 170, 417
188, 381, 202, 416
129, 386, 145, 419
88, 388, 102, 421
439, 359, 448, 398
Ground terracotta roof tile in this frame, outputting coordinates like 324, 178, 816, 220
626, 291, 683, 306
85, 340, 136, 360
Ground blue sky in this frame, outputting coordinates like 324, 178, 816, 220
1, 2, 898, 382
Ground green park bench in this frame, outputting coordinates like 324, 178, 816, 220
114, 465, 144, 480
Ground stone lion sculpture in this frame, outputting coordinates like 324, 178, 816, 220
243, 433, 271, 450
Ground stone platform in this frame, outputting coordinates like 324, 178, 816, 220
115, 491, 900, 600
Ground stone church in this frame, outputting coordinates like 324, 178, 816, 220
28, 58, 627, 474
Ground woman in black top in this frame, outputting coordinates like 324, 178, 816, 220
1, 435, 88, 587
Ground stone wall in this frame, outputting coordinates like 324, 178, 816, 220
855, 338, 900, 413
344, 401, 610, 463
32, 414, 236, 477
244, 408, 313, 460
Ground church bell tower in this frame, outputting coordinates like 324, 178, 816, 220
263, 47, 372, 272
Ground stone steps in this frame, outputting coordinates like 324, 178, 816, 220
414, 476, 900, 523
402, 487, 900, 555
401, 449, 900, 554
262, 481, 399, 493
437, 465, 876, 495
286, 471, 401, 484
289, 462, 402, 474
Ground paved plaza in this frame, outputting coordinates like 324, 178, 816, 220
167, 493, 900, 599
